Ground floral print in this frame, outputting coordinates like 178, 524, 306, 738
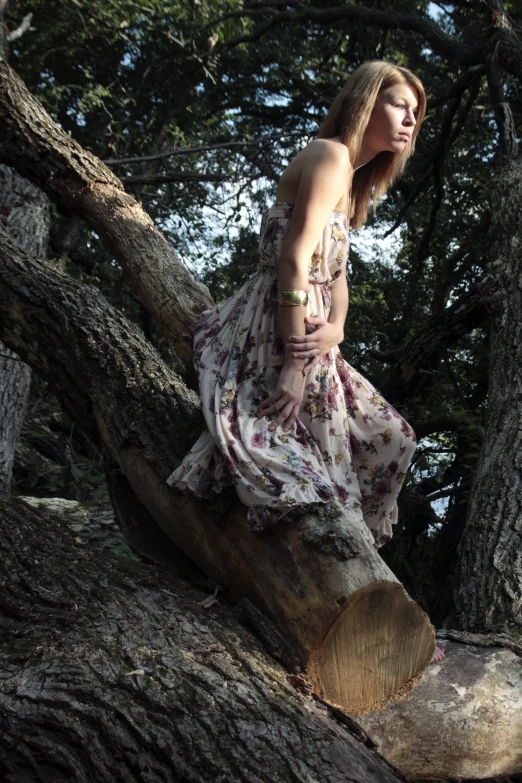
166, 202, 417, 548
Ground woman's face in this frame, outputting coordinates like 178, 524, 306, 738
364, 82, 419, 154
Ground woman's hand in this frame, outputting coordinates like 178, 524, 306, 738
286, 316, 343, 376
258, 362, 306, 432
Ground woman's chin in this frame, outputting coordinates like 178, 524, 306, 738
388, 140, 408, 154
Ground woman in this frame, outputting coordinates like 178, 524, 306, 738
167, 60, 425, 551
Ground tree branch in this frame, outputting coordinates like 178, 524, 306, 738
211, 1, 522, 89
369, 275, 493, 384
0, 56, 213, 376
0, 496, 406, 783
103, 132, 302, 167
211, 1, 487, 66
122, 171, 225, 186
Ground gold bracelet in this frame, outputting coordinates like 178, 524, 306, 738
277, 289, 308, 306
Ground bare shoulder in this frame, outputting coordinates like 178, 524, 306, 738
306, 138, 351, 170
277, 138, 351, 211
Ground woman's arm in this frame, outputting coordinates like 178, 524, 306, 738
328, 269, 349, 339
275, 141, 352, 370
285, 272, 348, 369
258, 140, 352, 430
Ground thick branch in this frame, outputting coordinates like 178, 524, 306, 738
0, 56, 213, 374
0, 221, 203, 461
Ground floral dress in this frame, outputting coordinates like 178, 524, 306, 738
166, 202, 417, 549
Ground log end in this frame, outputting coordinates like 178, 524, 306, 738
307, 581, 435, 715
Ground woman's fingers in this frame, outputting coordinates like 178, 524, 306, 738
287, 335, 319, 347
303, 356, 319, 376
258, 396, 286, 417
259, 389, 284, 410
291, 348, 319, 358
269, 400, 295, 430
287, 340, 320, 354
259, 387, 285, 407
282, 403, 301, 431
260, 394, 301, 429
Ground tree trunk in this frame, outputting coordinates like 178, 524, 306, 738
0, 338, 30, 494
4, 496, 522, 782
357, 633, 522, 780
454, 155, 522, 633
0, 3, 52, 496
0, 162, 52, 495
0, 221, 435, 715
0, 495, 408, 783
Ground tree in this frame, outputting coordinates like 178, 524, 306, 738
2, 0, 522, 779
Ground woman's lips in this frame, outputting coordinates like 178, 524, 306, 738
398, 133, 411, 140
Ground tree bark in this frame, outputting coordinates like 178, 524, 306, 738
454, 155, 522, 633
0, 4, 51, 497
4, 496, 522, 781
0, 163, 53, 495
357, 634, 522, 780
0, 496, 409, 783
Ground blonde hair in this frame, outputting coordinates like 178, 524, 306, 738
317, 60, 426, 230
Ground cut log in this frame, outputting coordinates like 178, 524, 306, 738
356, 636, 522, 779
127, 454, 436, 715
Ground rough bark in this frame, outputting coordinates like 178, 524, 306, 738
0, 56, 213, 377
0, 2, 51, 496
7, 498, 522, 783
358, 634, 522, 780
0, 163, 52, 494
0, 222, 435, 714
0, 496, 408, 783
454, 156, 522, 633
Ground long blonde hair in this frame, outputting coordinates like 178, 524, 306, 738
317, 60, 426, 229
